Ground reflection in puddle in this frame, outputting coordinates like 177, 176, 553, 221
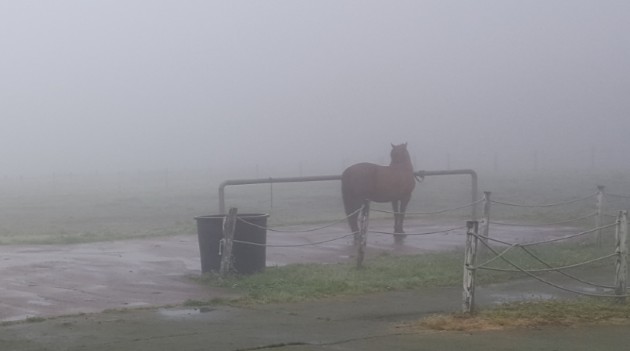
489, 292, 556, 303
157, 307, 215, 318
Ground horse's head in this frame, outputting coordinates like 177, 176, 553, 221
390, 143, 412, 167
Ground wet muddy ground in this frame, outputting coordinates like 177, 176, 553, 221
1, 218, 628, 350
0, 218, 582, 322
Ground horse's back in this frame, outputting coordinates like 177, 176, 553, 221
342, 162, 414, 203
342, 162, 380, 196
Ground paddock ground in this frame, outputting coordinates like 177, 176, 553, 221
0, 217, 583, 322
1, 217, 624, 350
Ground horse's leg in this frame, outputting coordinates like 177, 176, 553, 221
344, 198, 362, 245
358, 200, 371, 247
391, 200, 401, 234
394, 196, 411, 244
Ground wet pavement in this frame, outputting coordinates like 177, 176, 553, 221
1, 285, 627, 351
0, 217, 583, 322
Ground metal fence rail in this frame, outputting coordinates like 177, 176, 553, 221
218, 169, 478, 218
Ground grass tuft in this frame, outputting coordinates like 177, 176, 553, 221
412, 299, 630, 331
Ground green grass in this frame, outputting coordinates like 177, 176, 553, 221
194, 252, 465, 304
192, 239, 615, 306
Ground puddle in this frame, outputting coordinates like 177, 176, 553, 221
157, 307, 216, 318
1, 314, 36, 322
28, 299, 52, 306
488, 292, 556, 303
580, 286, 616, 294
124, 302, 151, 308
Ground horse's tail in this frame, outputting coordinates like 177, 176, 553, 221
341, 175, 351, 215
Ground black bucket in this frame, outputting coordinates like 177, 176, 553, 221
194, 213, 268, 275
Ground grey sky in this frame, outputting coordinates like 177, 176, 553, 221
1, 1, 629, 175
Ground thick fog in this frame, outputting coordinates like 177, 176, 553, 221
1, 1, 629, 178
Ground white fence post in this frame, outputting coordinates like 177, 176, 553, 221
596, 185, 605, 247
220, 207, 238, 277
480, 191, 491, 252
615, 211, 628, 303
356, 201, 370, 269
463, 220, 479, 314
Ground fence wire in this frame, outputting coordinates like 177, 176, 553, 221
518, 222, 617, 247
372, 199, 483, 216
519, 246, 616, 289
235, 206, 362, 233
233, 232, 357, 248
369, 226, 465, 236
607, 192, 630, 200
490, 193, 597, 208
474, 235, 630, 298
489, 212, 597, 227
478, 253, 616, 274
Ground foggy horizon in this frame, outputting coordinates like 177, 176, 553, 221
2, 1, 629, 177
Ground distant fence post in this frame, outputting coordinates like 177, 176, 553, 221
596, 185, 605, 247
480, 191, 491, 252
220, 207, 238, 277
463, 220, 479, 314
615, 211, 628, 303
356, 201, 370, 269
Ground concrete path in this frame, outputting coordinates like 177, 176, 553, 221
1, 286, 628, 350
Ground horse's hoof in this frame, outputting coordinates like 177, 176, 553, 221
394, 233, 406, 245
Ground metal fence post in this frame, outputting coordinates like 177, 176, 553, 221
596, 185, 605, 247
220, 207, 238, 277
463, 220, 479, 314
480, 191, 491, 252
615, 211, 628, 303
357, 201, 370, 269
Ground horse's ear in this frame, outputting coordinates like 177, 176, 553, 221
391, 143, 395, 148
403, 142, 408, 147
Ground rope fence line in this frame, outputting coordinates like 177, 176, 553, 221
236, 206, 363, 233
369, 226, 466, 236
218, 196, 480, 271
372, 199, 484, 216
477, 253, 617, 273
519, 246, 616, 290
232, 232, 358, 248
460, 184, 630, 313
474, 236, 630, 298
472, 223, 617, 248
228, 188, 618, 253
230, 226, 465, 248
604, 213, 621, 218
490, 193, 597, 208
474, 244, 518, 270
220, 183, 630, 309
235, 196, 480, 235
220, 197, 478, 256
463, 209, 630, 313
518, 222, 618, 247
607, 192, 630, 200
489, 212, 597, 227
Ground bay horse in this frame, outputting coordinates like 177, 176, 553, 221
341, 143, 416, 244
